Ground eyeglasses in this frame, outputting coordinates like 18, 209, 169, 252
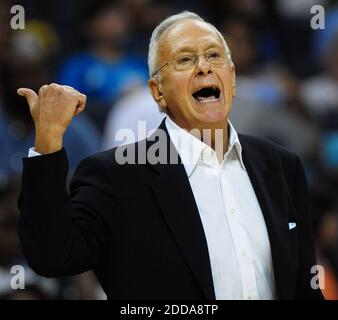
152, 51, 229, 77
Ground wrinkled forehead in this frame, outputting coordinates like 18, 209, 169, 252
157, 19, 224, 59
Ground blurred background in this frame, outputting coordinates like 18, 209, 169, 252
0, 0, 337, 300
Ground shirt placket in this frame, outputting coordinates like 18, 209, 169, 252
219, 161, 259, 300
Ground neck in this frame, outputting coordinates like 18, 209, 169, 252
169, 116, 229, 163
202, 126, 229, 163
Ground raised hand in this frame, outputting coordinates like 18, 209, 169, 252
17, 83, 87, 154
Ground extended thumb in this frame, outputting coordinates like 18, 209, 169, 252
17, 88, 38, 107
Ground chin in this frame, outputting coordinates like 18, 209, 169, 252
194, 106, 228, 128
201, 117, 227, 130
190, 95, 229, 126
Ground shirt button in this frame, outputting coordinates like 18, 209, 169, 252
230, 208, 236, 214
241, 249, 247, 256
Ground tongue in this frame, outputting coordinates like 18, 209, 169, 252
196, 95, 216, 102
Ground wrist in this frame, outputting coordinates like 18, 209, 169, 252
35, 126, 64, 154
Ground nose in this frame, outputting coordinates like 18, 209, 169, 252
195, 54, 212, 76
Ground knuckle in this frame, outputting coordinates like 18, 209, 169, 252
39, 84, 48, 92
49, 83, 59, 89
61, 85, 74, 93
38, 85, 48, 96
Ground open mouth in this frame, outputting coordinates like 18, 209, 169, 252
192, 86, 221, 103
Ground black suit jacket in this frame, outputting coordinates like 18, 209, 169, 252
17, 120, 323, 299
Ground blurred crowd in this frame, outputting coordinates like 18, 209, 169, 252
0, 0, 337, 300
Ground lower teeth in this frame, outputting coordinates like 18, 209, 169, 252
199, 98, 218, 103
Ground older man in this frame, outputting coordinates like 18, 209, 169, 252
17, 12, 323, 300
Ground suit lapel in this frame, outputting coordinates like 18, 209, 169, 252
240, 136, 297, 299
147, 121, 216, 300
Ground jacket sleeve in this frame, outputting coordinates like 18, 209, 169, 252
292, 154, 324, 299
17, 148, 117, 278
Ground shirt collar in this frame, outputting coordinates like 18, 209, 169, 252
165, 116, 246, 177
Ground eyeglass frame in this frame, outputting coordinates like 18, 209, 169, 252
151, 50, 231, 77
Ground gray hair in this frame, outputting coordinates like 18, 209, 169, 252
148, 11, 233, 77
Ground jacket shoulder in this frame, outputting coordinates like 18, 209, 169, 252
238, 133, 299, 163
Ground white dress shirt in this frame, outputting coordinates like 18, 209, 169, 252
28, 116, 276, 299
165, 116, 276, 300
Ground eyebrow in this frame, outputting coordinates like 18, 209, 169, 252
172, 42, 223, 56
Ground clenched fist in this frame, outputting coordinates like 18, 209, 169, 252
17, 83, 87, 154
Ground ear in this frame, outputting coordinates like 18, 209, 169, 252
231, 64, 236, 97
148, 78, 167, 110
